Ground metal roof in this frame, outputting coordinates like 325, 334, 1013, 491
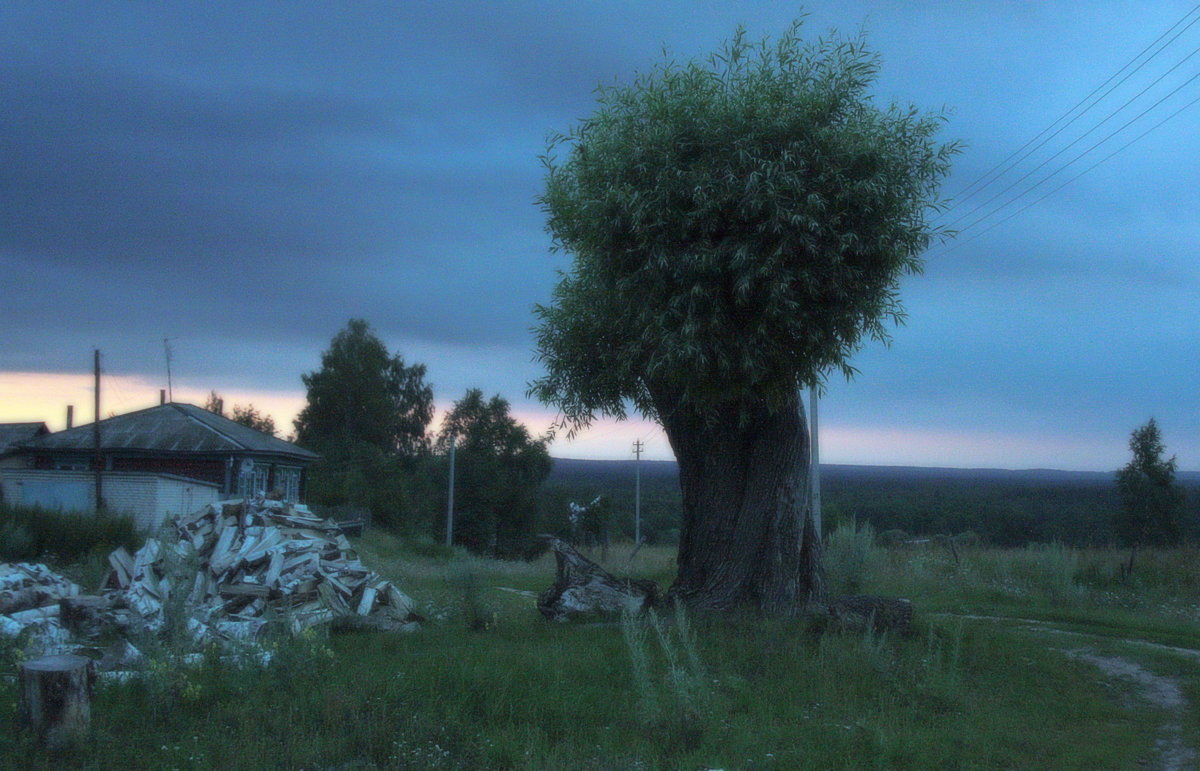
0, 422, 49, 454
15, 404, 318, 461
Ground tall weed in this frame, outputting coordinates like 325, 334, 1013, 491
0, 502, 140, 563
620, 602, 710, 749
447, 568, 495, 632
825, 520, 881, 596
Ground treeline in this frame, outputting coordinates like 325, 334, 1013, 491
260, 321, 1200, 554
822, 476, 1198, 546
543, 460, 1200, 548
540, 459, 684, 545
287, 320, 551, 559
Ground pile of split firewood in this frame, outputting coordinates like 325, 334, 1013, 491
1, 499, 419, 662
0, 562, 79, 648
104, 498, 419, 641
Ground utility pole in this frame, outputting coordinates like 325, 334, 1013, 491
93, 349, 103, 513
445, 437, 456, 547
809, 385, 821, 539
633, 439, 643, 545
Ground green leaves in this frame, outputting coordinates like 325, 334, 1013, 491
532, 20, 957, 427
294, 319, 434, 459
437, 389, 551, 556
1115, 418, 1184, 546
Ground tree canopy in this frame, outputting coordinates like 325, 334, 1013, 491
1115, 418, 1184, 547
203, 391, 225, 416
529, 21, 956, 614
294, 318, 433, 459
231, 404, 276, 436
437, 389, 551, 557
203, 391, 276, 435
293, 320, 436, 532
531, 23, 957, 430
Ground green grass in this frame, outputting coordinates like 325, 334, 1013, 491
0, 502, 140, 565
1, 528, 1196, 769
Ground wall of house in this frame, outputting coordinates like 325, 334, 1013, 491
1, 469, 92, 512
108, 475, 164, 531
155, 475, 222, 525
110, 456, 227, 487
0, 469, 220, 531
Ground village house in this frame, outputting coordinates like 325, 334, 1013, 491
0, 403, 318, 531
0, 422, 50, 469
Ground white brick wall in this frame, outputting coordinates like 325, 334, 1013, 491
0, 469, 220, 532
106, 475, 158, 530
154, 476, 221, 530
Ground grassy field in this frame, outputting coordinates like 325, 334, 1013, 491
2, 527, 1198, 769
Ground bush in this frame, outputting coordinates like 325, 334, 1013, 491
0, 502, 140, 563
825, 521, 881, 596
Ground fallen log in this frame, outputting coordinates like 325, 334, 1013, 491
59, 596, 108, 638
826, 595, 914, 635
537, 537, 659, 622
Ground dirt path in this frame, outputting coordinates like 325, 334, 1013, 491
937, 613, 1198, 771
1068, 650, 1194, 771
937, 612, 1200, 660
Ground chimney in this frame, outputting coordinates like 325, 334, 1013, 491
66, 405, 74, 429
160, 389, 167, 405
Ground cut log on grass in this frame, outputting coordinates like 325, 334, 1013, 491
19, 654, 95, 749
97, 640, 143, 672
59, 596, 108, 638
537, 537, 659, 622
827, 595, 914, 635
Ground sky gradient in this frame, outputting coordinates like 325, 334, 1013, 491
2, 1, 1198, 470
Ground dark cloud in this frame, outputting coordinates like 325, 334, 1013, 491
0, 4, 574, 363
2, 2, 1198, 467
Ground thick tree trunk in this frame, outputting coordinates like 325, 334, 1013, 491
651, 385, 824, 616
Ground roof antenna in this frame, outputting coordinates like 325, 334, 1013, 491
163, 337, 175, 403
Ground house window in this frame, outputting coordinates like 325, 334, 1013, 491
236, 461, 270, 499
276, 467, 301, 502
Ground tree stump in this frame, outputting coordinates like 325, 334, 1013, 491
19, 654, 95, 749
537, 537, 659, 621
59, 595, 108, 638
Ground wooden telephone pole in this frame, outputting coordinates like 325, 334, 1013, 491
633, 439, 643, 544
445, 438, 456, 547
809, 385, 821, 538
93, 349, 103, 513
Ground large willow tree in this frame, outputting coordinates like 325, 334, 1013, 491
531, 24, 956, 615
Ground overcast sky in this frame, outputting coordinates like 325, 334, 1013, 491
2, 1, 1198, 470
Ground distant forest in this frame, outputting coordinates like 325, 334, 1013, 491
542, 459, 1200, 547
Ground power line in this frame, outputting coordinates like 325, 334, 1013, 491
936, 87, 1200, 257
940, 4, 1200, 218
951, 64, 1200, 240
946, 42, 1200, 235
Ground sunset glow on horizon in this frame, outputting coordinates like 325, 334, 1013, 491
1, 370, 1140, 471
